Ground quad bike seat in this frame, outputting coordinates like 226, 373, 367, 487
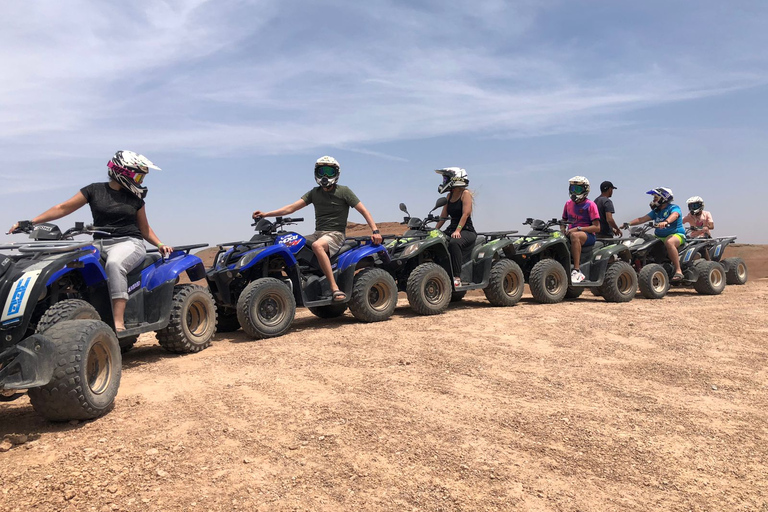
580, 241, 605, 258
333, 240, 359, 259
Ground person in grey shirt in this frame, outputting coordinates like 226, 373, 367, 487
595, 181, 622, 238
252, 156, 382, 302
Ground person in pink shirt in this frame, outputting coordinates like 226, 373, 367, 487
562, 176, 600, 283
683, 196, 714, 238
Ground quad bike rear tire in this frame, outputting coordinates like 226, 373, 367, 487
237, 278, 296, 339
693, 261, 726, 295
349, 268, 398, 322
36, 299, 100, 334
600, 261, 638, 303
157, 285, 217, 353
484, 259, 525, 306
308, 303, 348, 319
638, 263, 669, 299
723, 257, 747, 285
28, 320, 121, 421
406, 263, 451, 315
528, 259, 568, 304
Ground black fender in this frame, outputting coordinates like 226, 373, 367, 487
0, 334, 57, 390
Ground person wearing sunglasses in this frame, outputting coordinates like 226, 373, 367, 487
252, 156, 383, 302
562, 176, 601, 283
7, 150, 173, 331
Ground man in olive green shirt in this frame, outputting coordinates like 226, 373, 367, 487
253, 156, 382, 302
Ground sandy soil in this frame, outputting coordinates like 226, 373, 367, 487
1, 233, 767, 512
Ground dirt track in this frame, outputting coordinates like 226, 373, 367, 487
2, 269, 768, 511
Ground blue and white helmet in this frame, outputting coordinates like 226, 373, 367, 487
647, 187, 674, 211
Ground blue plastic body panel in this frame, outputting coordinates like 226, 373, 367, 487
144, 253, 206, 290
335, 244, 390, 272
45, 248, 107, 287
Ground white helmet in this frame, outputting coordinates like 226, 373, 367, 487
314, 156, 340, 187
435, 167, 469, 194
107, 150, 161, 199
568, 176, 590, 203
646, 187, 674, 212
686, 196, 704, 215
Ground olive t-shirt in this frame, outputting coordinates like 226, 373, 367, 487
301, 185, 360, 233
80, 183, 145, 239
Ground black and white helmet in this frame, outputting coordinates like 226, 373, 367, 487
107, 150, 161, 199
568, 176, 590, 203
686, 196, 704, 215
435, 167, 469, 194
647, 187, 674, 212
314, 156, 340, 187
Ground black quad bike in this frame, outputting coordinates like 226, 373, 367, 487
383, 197, 525, 315
704, 235, 747, 285
620, 222, 672, 299
510, 218, 637, 304
206, 216, 397, 339
1, 222, 216, 421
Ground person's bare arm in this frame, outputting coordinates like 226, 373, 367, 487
8, 192, 87, 233
353, 202, 382, 244
137, 206, 172, 256
606, 212, 622, 236
253, 199, 307, 219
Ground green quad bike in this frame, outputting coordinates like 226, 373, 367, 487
510, 218, 638, 304
383, 197, 525, 315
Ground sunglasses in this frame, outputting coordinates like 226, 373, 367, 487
108, 161, 146, 184
316, 165, 338, 178
569, 184, 586, 195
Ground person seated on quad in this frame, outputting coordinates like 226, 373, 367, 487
252, 156, 382, 302
624, 187, 686, 282
7, 150, 173, 331
562, 176, 600, 283
434, 167, 476, 288
683, 196, 714, 239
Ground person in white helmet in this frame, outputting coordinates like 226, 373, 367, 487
252, 156, 382, 302
682, 196, 714, 238
434, 167, 475, 287
624, 187, 686, 282
8, 150, 173, 331
562, 176, 601, 283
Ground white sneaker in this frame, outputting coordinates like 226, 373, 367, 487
453, 277, 462, 287
571, 269, 586, 283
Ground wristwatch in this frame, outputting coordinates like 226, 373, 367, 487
372, 230, 380, 234
577, 226, 581, 231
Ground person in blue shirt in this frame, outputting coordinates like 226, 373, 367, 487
624, 187, 686, 282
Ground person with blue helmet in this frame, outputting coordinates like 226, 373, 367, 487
624, 187, 686, 282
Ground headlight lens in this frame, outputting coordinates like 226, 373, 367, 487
527, 242, 542, 253
237, 248, 265, 268
402, 242, 422, 257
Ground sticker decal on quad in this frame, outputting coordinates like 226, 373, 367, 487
277, 233, 301, 247
127, 280, 141, 294
1, 269, 43, 323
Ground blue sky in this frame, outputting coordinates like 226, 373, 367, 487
2, 0, 767, 245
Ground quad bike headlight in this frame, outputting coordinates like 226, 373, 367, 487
526, 242, 543, 253
236, 248, 266, 269
402, 242, 423, 258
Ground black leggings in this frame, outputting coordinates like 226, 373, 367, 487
446, 230, 477, 275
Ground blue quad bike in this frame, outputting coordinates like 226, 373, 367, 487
0, 222, 217, 421
206, 216, 398, 339
510, 218, 638, 303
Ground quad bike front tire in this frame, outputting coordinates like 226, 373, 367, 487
528, 259, 568, 304
36, 299, 100, 334
157, 285, 217, 353
484, 259, 525, 306
28, 320, 121, 421
599, 261, 638, 303
638, 263, 669, 299
406, 262, 452, 315
348, 268, 398, 322
723, 257, 748, 285
693, 261, 726, 295
237, 278, 296, 339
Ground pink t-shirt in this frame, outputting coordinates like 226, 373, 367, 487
562, 199, 599, 229
683, 210, 713, 238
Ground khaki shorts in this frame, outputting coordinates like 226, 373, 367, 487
304, 231, 345, 256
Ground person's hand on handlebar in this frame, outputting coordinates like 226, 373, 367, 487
371, 232, 383, 244
252, 210, 266, 220
621, 222, 631, 230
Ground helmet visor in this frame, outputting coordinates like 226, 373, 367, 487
569, 184, 587, 195
316, 165, 338, 178
688, 202, 703, 212
108, 161, 145, 184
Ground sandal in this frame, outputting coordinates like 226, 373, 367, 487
332, 290, 347, 302
671, 272, 684, 283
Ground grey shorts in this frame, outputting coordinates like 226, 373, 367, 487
304, 231, 345, 256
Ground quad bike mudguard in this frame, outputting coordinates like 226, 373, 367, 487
0, 333, 56, 389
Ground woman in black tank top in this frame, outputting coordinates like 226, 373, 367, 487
434, 167, 477, 287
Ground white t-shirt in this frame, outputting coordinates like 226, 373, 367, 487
682, 210, 713, 238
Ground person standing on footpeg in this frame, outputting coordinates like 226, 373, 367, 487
252, 156, 382, 302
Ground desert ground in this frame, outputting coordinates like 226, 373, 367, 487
1, 238, 767, 512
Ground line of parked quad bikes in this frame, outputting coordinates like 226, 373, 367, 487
0, 197, 748, 423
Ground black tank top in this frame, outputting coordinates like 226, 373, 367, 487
446, 193, 474, 233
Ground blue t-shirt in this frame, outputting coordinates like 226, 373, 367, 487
648, 204, 685, 238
